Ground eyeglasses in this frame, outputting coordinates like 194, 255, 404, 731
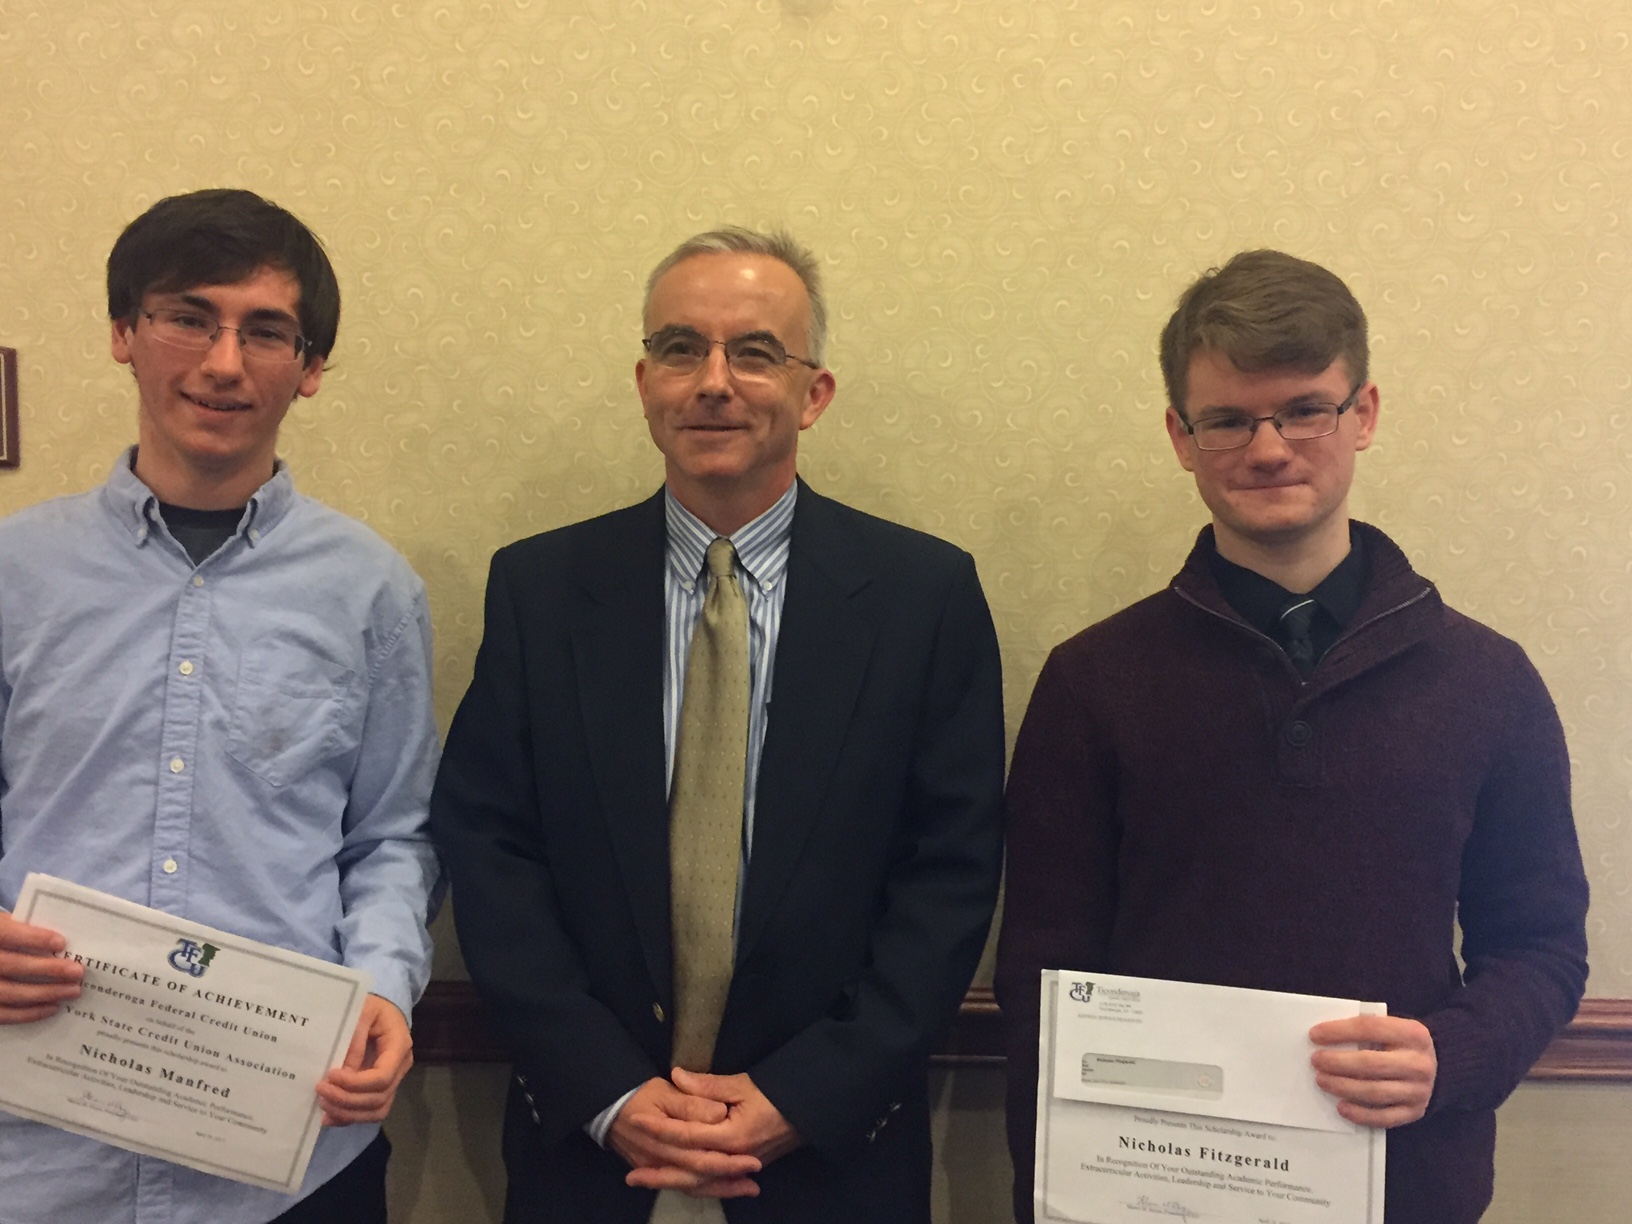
642, 327, 820, 379
137, 308, 309, 364
1178, 383, 1364, 451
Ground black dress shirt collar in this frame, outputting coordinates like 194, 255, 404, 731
1207, 526, 1370, 665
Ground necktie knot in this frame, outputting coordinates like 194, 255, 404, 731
1278, 596, 1317, 677
1278, 596, 1316, 638
706, 538, 736, 583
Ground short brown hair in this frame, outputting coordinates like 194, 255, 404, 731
108, 189, 341, 360
1159, 250, 1367, 414
644, 226, 827, 363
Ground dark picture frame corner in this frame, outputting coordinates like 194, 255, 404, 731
0, 346, 19, 469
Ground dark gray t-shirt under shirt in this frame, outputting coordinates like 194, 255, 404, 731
158, 503, 244, 567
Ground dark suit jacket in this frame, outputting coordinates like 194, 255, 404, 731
430, 482, 1006, 1223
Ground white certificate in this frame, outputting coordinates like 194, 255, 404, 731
0, 874, 371, 1193
1036, 970, 1385, 1224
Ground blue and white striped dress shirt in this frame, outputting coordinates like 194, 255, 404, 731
661, 482, 796, 864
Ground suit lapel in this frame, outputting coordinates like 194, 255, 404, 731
570, 492, 673, 1003
737, 486, 875, 962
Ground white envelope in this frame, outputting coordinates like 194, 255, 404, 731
1052, 970, 1384, 1134
1036, 970, 1386, 1224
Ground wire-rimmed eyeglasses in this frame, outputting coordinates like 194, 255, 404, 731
138, 308, 309, 364
1177, 383, 1365, 451
642, 326, 820, 379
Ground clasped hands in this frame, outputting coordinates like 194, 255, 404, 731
609, 1069, 801, 1198
1308, 1013, 1437, 1129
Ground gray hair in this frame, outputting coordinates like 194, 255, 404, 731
644, 226, 828, 364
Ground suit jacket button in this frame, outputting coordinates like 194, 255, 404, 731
866, 1100, 902, 1141
653, 1002, 665, 1023
1285, 719, 1312, 747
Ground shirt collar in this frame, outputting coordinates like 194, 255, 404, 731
1207, 525, 1370, 638
665, 482, 798, 592
103, 445, 297, 548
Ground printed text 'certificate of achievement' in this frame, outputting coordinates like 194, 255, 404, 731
1035, 970, 1385, 1224
0, 874, 371, 1193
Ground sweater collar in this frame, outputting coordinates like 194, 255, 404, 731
1171, 522, 1440, 684
1176, 523, 1422, 612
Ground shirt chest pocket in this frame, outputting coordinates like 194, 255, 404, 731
226, 643, 359, 787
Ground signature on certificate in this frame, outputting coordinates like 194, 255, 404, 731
70, 1089, 134, 1121
1128, 1196, 1201, 1220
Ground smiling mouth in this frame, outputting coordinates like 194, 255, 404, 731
183, 392, 252, 413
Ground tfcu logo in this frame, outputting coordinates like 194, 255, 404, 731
1069, 980, 1095, 1004
167, 938, 219, 978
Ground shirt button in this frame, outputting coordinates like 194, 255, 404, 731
652, 1002, 665, 1023
192, 575, 205, 588
760, 580, 773, 592
249, 528, 260, 541
179, 661, 195, 676
162, 859, 178, 874
169, 757, 186, 773
1285, 720, 1312, 748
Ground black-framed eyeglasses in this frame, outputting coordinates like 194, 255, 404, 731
642, 326, 820, 379
138, 308, 309, 364
1178, 383, 1365, 452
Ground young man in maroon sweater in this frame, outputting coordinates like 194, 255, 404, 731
996, 250, 1589, 1224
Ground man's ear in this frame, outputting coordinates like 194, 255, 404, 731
111, 317, 135, 367
1349, 382, 1380, 453
1165, 407, 1197, 472
296, 353, 325, 400
799, 369, 836, 430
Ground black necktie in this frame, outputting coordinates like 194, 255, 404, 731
1278, 596, 1317, 678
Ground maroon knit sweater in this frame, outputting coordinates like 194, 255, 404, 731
996, 523, 1589, 1224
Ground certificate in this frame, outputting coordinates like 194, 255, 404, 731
1035, 970, 1385, 1224
0, 874, 371, 1193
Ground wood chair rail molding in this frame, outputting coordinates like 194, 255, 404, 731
411, 984, 1632, 1081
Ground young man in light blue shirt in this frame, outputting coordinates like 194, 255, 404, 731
0, 189, 441, 1224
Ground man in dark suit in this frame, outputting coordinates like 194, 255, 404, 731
430, 227, 1006, 1223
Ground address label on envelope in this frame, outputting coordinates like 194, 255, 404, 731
1079, 1052, 1224, 1099
1052, 971, 1385, 1134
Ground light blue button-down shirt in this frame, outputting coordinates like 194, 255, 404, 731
0, 451, 442, 1224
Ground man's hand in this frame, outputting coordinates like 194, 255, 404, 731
667, 1070, 802, 1165
1309, 1014, 1436, 1128
610, 1076, 763, 1198
0, 909, 81, 1024
314, 995, 414, 1126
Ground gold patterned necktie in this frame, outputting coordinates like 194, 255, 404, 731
668, 537, 750, 1072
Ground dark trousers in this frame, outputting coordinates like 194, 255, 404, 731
272, 1132, 391, 1224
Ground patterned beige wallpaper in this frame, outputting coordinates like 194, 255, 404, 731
2, 0, 1629, 989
